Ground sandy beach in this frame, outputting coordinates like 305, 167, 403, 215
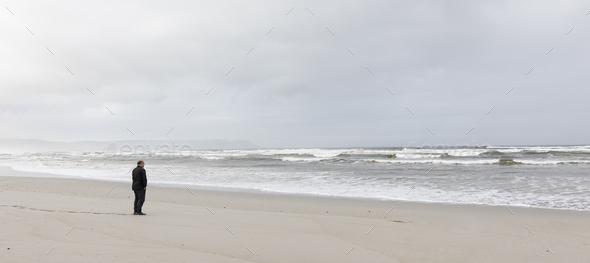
1, 167, 589, 262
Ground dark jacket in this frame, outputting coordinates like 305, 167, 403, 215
132, 166, 147, 191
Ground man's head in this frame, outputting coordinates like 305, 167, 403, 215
137, 160, 144, 167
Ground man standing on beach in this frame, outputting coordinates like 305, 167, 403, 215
132, 160, 147, 215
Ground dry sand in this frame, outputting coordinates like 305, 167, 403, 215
1, 166, 589, 262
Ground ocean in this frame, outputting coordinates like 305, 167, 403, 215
1, 145, 589, 210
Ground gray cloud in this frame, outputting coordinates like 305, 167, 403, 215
2, 0, 590, 148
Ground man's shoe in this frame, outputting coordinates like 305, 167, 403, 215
137, 212, 146, 215
133, 212, 138, 215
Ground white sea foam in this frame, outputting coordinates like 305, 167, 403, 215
280, 157, 331, 162
1, 146, 590, 210
489, 145, 590, 153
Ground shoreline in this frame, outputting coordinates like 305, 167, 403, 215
2, 167, 590, 262
1, 165, 587, 213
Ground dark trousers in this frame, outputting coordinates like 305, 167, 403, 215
133, 189, 146, 213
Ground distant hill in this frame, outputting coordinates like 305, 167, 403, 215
0, 139, 259, 152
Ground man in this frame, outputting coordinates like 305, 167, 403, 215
132, 160, 147, 215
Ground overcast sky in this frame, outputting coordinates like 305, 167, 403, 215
1, 0, 590, 148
